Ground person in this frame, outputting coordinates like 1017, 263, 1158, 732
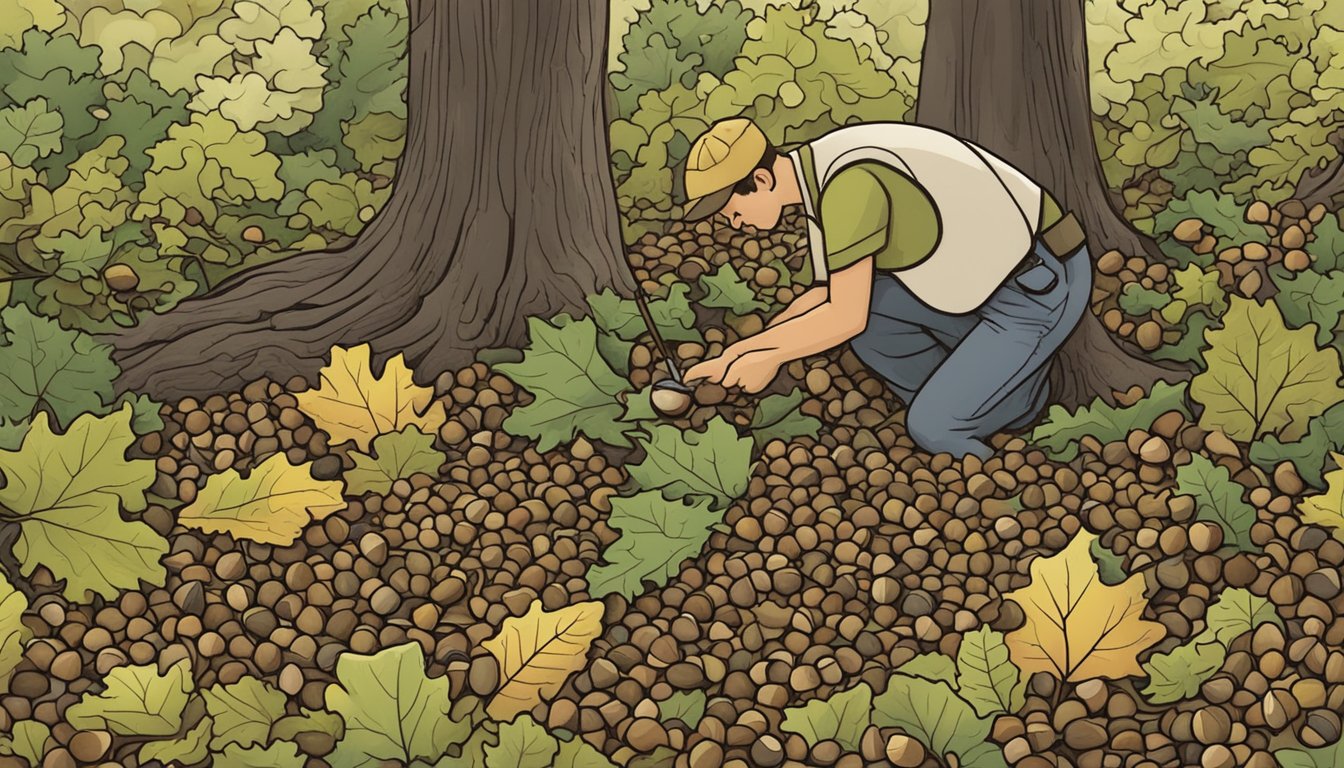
680, 117, 1091, 460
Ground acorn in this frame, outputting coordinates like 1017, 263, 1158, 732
103, 264, 139, 292
651, 380, 692, 417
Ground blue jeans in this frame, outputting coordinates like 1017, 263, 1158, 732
850, 238, 1091, 459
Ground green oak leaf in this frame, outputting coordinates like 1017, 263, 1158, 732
0, 404, 164, 600
1175, 454, 1259, 552
895, 652, 958, 686
1171, 264, 1228, 318
1141, 631, 1226, 703
483, 715, 557, 768
497, 315, 632, 451
872, 673, 1003, 768
587, 283, 702, 343
586, 491, 721, 599
555, 736, 618, 768
67, 659, 192, 737
1275, 269, 1344, 346
1152, 310, 1218, 364
1117, 283, 1171, 315
0, 304, 119, 428
325, 643, 469, 768
780, 681, 871, 751
138, 715, 212, 766
0, 720, 50, 766
955, 626, 1026, 717
1250, 402, 1344, 489
628, 416, 755, 508
1030, 381, 1191, 461
1089, 537, 1128, 585
619, 387, 658, 423
1277, 739, 1344, 768
346, 426, 445, 496
204, 676, 288, 750
657, 690, 706, 728
0, 573, 27, 695
1204, 588, 1281, 646
218, 741, 307, 767
749, 388, 821, 447
1191, 297, 1344, 442
698, 264, 768, 315
0, 97, 62, 166
269, 707, 345, 744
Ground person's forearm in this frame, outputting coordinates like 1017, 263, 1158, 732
727, 300, 866, 365
766, 287, 827, 328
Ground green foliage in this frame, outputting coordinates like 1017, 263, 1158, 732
1278, 738, 1344, 768
1089, 538, 1129, 585
324, 643, 470, 768
748, 388, 821, 447
1030, 381, 1191, 461
497, 316, 633, 451
1307, 213, 1344, 271
0, 98, 61, 167
657, 691, 706, 729
346, 427, 445, 496
485, 715, 556, 768
1117, 283, 1170, 315
68, 659, 193, 736
780, 682, 871, 751
586, 491, 721, 599
628, 416, 755, 508
204, 677, 288, 750
0, 720, 50, 766
1171, 264, 1228, 319
698, 265, 768, 315
1275, 270, 1344, 347
955, 627, 1026, 718
872, 674, 1005, 768
0, 404, 164, 600
1143, 588, 1278, 703
1191, 297, 1344, 442
587, 284, 702, 344
1250, 402, 1344, 488
1175, 455, 1259, 552
0, 305, 118, 428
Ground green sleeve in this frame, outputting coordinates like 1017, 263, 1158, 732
819, 165, 890, 273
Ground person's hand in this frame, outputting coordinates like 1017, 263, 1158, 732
685, 354, 735, 384
722, 351, 781, 393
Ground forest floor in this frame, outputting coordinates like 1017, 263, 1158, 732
2, 202, 1342, 768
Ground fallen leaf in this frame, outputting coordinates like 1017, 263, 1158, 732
497, 316, 633, 451
871, 673, 1000, 767
895, 652, 957, 685
295, 342, 447, 451
780, 681, 871, 751
657, 690, 705, 729
66, 659, 193, 737
1004, 529, 1166, 682
138, 716, 212, 766
698, 264, 768, 315
483, 714, 557, 768
324, 642, 469, 767
346, 426, 445, 496
0, 720, 49, 767
178, 453, 345, 545
749, 388, 821, 447
482, 600, 604, 720
586, 491, 721, 599
628, 416, 755, 509
1141, 631, 1226, 703
955, 626, 1026, 717
555, 736, 617, 768
587, 283, 702, 343
1203, 587, 1282, 646
1299, 454, 1344, 542
0, 573, 27, 695
1175, 454, 1259, 552
204, 676, 287, 750
1191, 297, 1344, 441
1031, 381, 1191, 461
218, 741, 306, 767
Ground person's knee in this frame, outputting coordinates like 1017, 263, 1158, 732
906, 399, 992, 459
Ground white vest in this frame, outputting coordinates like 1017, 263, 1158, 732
795, 123, 1044, 314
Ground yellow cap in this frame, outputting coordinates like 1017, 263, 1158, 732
681, 117, 767, 221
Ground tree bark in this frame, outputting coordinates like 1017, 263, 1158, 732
916, 0, 1185, 408
112, 0, 633, 400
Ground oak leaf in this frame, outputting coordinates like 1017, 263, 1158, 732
1004, 529, 1166, 682
482, 599, 604, 720
1297, 454, 1344, 542
295, 343, 447, 451
178, 453, 345, 545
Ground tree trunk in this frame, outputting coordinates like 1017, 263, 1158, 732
112, 0, 633, 400
916, 0, 1185, 408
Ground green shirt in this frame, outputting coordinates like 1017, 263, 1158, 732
793, 144, 1062, 284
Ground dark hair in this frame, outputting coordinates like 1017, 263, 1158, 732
731, 144, 780, 195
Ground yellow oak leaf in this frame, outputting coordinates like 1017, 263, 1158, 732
178, 453, 345, 545
1004, 529, 1166, 682
482, 599, 604, 720
294, 343, 447, 451
1298, 453, 1344, 541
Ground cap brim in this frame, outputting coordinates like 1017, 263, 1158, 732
681, 186, 735, 222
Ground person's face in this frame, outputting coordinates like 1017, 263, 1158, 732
717, 168, 785, 230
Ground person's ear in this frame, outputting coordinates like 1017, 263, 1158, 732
754, 167, 776, 192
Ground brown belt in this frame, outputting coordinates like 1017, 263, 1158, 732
1039, 210, 1087, 260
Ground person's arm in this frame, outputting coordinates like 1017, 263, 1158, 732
765, 286, 827, 328
727, 257, 873, 361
